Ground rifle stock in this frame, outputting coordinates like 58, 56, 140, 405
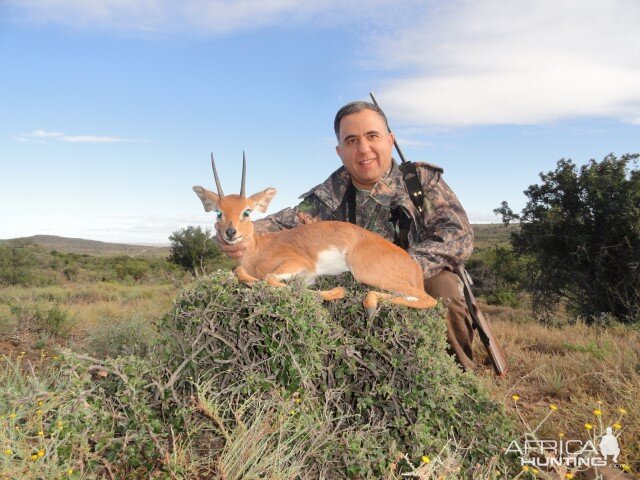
454, 266, 509, 376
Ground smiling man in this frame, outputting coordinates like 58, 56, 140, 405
217, 101, 477, 371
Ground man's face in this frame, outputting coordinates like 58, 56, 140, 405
335, 109, 394, 190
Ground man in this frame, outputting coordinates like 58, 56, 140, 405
216, 101, 476, 371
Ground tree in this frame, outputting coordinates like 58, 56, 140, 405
492, 201, 519, 227
168, 226, 222, 276
496, 153, 640, 323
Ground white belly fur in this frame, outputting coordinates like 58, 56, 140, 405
312, 247, 349, 280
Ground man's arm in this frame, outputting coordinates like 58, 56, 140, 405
406, 167, 474, 279
253, 195, 332, 234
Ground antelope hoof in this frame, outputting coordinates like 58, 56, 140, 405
364, 306, 377, 318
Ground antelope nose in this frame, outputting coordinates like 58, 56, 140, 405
225, 227, 236, 238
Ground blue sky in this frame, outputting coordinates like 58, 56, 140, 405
1, 0, 639, 244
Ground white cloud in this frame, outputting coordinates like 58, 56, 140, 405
14, 130, 137, 143
30, 129, 64, 138
5, 0, 413, 34
7, 0, 640, 127
61, 135, 134, 143
373, 0, 640, 126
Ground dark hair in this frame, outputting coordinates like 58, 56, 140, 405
333, 101, 390, 139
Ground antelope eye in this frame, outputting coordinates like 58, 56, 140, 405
214, 211, 222, 219
243, 209, 251, 217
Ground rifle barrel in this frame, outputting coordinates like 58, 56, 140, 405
369, 92, 408, 164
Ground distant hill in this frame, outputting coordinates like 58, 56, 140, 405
471, 223, 518, 252
1, 225, 513, 259
0, 235, 170, 257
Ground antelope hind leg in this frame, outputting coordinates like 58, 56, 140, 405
317, 286, 346, 301
263, 260, 309, 288
363, 289, 437, 318
264, 261, 346, 301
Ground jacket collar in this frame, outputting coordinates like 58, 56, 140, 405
300, 159, 409, 211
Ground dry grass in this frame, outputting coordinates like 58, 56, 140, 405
476, 302, 640, 471
0, 282, 178, 358
2, 276, 639, 476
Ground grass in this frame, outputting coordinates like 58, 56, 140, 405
476, 302, 640, 474
0, 238, 638, 478
0, 282, 177, 358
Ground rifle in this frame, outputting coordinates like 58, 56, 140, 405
369, 92, 509, 376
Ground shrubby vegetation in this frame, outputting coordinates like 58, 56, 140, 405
2, 224, 639, 477
157, 271, 514, 477
0, 241, 185, 286
1, 271, 515, 479
466, 246, 526, 308
496, 153, 640, 323
0, 241, 41, 285
168, 226, 228, 275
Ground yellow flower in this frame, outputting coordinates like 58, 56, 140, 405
593, 409, 602, 416
31, 454, 38, 461
36, 409, 43, 415
52, 356, 59, 360
57, 421, 64, 429
289, 410, 296, 415
512, 395, 520, 401
38, 450, 44, 457
9, 413, 16, 419
622, 464, 631, 472
617, 407, 627, 415
67, 468, 74, 475
37, 431, 44, 436
37, 401, 43, 407
522, 466, 530, 472
421, 456, 430, 464
584, 423, 593, 430
558, 432, 565, 438
4, 449, 12, 456
613, 422, 622, 430
549, 404, 558, 411
565, 474, 574, 479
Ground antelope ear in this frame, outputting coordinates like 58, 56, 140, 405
193, 186, 220, 212
249, 188, 277, 213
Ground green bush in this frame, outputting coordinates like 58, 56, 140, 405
466, 246, 526, 308
157, 271, 514, 477
0, 242, 39, 285
497, 153, 640, 322
0, 353, 191, 479
84, 317, 156, 358
9, 303, 74, 338
168, 225, 224, 275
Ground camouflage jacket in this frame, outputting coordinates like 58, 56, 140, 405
254, 160, 474, 279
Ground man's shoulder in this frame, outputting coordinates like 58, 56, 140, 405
298, 166, 349, 210
413, 161, 444, 174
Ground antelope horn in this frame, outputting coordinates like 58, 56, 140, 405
210, 153, 224, 198
240, 151, 247, 198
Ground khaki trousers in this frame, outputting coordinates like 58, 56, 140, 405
424, 269, 476, 371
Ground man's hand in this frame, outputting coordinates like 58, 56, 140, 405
214, 222, 247, 259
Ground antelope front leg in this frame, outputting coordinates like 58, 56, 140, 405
234, 266, 259, 285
